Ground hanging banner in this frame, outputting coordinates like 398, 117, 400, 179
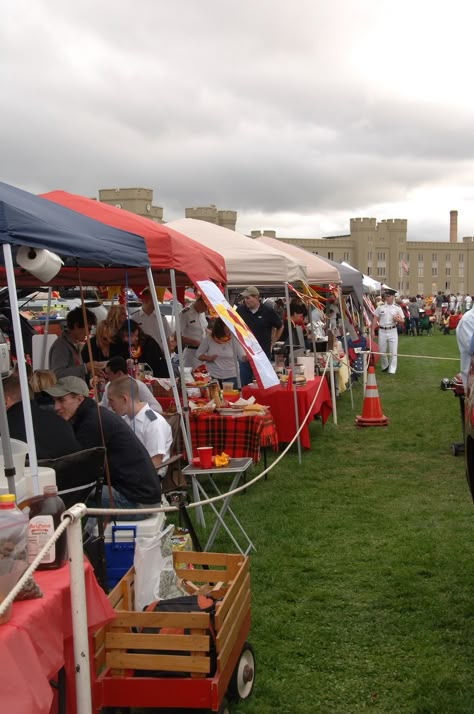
196, 280, 280, 389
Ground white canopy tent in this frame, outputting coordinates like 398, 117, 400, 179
254, 235, 341, 284
167, 218, 307, 286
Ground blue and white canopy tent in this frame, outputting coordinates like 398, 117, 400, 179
0, 181, 152, 495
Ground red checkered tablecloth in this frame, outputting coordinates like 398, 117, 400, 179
189, 412, 278, 463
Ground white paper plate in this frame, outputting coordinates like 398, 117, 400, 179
217, 408, 245, 416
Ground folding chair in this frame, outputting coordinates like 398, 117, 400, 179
37, 446, 106, 509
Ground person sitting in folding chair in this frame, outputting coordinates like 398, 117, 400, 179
107, 376, 172, 475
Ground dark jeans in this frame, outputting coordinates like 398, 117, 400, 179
239, 360, 254, 386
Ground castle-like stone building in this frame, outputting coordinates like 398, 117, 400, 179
253, 210, 474, 295
98, 188, 474, 295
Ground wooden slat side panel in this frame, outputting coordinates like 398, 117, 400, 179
173, 551, 231, 567
105, 632, 210, 652
215, 559, 249, 629
106, 651, 210, 674
225, 553, 245, 580
94, 644, 106, 674
217, 590, 251, 671
111, 611, 210, 629
216, 573, 250, 652
177, 568, 232, 584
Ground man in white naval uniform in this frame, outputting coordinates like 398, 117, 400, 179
180, 296, 208, 368
132, 287, 174, 352
371, 291, 405, 374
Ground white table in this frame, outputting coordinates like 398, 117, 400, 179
182, 457, 255, 555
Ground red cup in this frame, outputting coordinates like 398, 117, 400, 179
197, 446, 213, 469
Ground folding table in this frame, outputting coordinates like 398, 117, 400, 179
182, 457, 255, 555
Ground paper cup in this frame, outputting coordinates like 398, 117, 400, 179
222, 382, 234, 393
197, 446, 213, 469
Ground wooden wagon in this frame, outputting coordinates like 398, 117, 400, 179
92, 551, 254, 713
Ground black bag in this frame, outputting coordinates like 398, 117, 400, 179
134, 594, 218, 677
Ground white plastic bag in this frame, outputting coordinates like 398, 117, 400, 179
133, 523, 185, 611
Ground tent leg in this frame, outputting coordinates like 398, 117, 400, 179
329, 353, 338, 425
338, 292, 354, 410
146, 268, 193, 463
40, 287, 52, 369
3, 243, 40, 495
284, 283, 302, 463
169, 269, 193, 462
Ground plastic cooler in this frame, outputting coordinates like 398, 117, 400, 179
93, 512, 166, 588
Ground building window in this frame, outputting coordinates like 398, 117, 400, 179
445, 253, 450, 264
343, 252, 350, 262
377, 252, 386, 262
377, 267, 385, 277
432, 267, 438, 277
445, 281, 451, 291
367, 252, 372, 261
432, 253, 437, 263
418, 253, 424, 262
459, 267, 464, 277
459, 253, 464, 264
445, 267, 451, 276
327, 251, 334, 260
418, 267, 424, 278
418, 282, 424, 294
459, 282, 465, 293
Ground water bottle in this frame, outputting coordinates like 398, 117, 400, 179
0, 494, 28, 623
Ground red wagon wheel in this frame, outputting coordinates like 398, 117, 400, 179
227, 641, 255, 702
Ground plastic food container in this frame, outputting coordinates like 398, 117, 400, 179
0, 494, 28, 624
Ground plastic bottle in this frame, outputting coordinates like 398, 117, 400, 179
286, 368, 293, 390
27, 485, 67, 570
0, 494, 28, 623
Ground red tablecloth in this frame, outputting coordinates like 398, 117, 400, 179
242, 377, 332, 449
189, 412, 278, 462
0, 558, 115, 714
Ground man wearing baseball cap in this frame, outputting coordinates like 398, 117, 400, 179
45, 376, 161, 515
236, 286, 283, 385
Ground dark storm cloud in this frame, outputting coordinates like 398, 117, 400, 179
2, 0, 474, 240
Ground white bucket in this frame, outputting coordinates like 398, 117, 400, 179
0, 439, 28, 487
296, 355, 315, 382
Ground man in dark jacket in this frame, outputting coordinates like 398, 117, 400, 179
236, 286, 283, 385
3, 374, 82, 459
44, 376, 161, 514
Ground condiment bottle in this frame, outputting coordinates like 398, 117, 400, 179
0, 494, 28, 624
27, 485, 67, 570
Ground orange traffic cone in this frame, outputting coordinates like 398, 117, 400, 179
355, 366, 389, 427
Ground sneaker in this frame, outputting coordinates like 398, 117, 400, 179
382, 367, 389, 372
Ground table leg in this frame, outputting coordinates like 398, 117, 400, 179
203, 473, 256, 555
191, 475, 206, 528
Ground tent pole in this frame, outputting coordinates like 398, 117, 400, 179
338, 291, 354, 410
284, 283, 302, 463
169, 269, 192, 460
40, 287, 52, 369
225, 287, 241, 390
146, 268, 192, 462
3, 244, 40, 495
328, 351, 338, 425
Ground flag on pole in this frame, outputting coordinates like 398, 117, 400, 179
400, 259, 409, 274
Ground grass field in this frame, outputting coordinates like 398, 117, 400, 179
208, 330, 474, 714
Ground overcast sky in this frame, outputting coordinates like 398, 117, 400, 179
3, 1, 474, 242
